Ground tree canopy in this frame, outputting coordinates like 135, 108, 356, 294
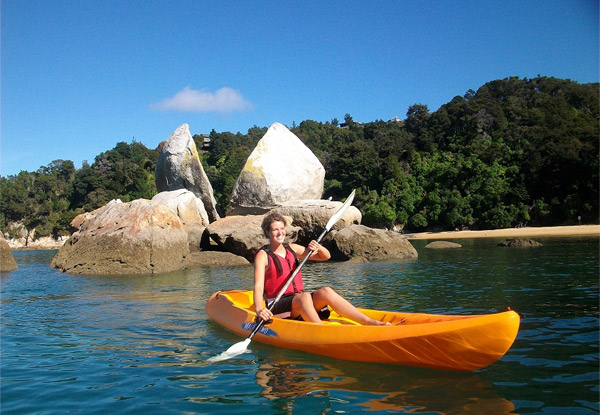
1, 76, 597, 241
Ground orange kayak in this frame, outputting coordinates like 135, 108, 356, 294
205, 290, 520, 371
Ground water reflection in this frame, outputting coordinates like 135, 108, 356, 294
253, 351, 515, 414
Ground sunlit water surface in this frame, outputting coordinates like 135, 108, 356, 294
1, 237, 598, 414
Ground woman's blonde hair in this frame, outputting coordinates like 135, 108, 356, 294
261, 212, 287, 237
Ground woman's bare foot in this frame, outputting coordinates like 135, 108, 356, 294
364, 317, 390, 326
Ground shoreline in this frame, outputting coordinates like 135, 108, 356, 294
8, 225, 599, 251
403, 224, 600, 240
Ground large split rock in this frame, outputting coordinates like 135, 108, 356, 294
206, 215, 300, 260
155, 123, 220, 222
0, 234, 18, 272
51, 199, 189, 275
327, 224, 418, 262
227, 122, 325, 214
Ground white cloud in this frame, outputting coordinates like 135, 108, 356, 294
151, 86, 252, 113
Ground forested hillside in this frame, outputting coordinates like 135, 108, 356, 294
1, 76, 598, 241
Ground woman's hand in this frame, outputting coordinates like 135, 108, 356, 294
308, 240, 321, 254
257, 308, 273, 321
307, 240, 331, 260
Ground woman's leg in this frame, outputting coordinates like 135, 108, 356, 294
291, 292, 321, 323
311, 286, 389, 326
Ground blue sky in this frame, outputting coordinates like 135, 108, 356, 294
1, 0, 598, 177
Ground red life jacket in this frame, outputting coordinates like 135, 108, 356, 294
260, 243, 304, 298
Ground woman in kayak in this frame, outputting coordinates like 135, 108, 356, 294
254, 212, 389, 325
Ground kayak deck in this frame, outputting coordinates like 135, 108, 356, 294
206, 290, 520, 371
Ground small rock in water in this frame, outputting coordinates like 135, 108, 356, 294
498, 238, 542, 247
425, 241, 462, 249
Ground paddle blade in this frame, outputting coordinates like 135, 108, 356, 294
324, 189, 356, 232
207, 339, 251, 363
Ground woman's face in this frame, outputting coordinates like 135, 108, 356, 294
268, 220, 286, 244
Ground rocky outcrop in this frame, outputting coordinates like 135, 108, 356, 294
0, 234, 18, 272
227, 122, 325, 214
51, 199, 189, 275
45, 120, 420, 271
274, 199, 361, 242
155, 123, 220, 222
4, 223, 29, 249
425, 241, 462, 249
206, 214, 300, 260
187, 251, 250, 268
327, 224, 418, 261
498, 238, 542, 247
6, 235, 68, 250
4, 222, 68, 249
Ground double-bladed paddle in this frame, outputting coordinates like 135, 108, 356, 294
208, 189, 356, 362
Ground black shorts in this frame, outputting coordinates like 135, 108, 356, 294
266, 293, 331, 320
267, 294, 295, 315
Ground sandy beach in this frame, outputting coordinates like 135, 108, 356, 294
403, 225, 600, 240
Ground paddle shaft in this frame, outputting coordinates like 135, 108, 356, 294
248, 227, 327, 340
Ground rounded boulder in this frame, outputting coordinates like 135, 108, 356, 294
51, 199, 189, 275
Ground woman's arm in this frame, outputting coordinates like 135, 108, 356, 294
253, 250, 272, 321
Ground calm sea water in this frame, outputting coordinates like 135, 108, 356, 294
1, 237, 598, 415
